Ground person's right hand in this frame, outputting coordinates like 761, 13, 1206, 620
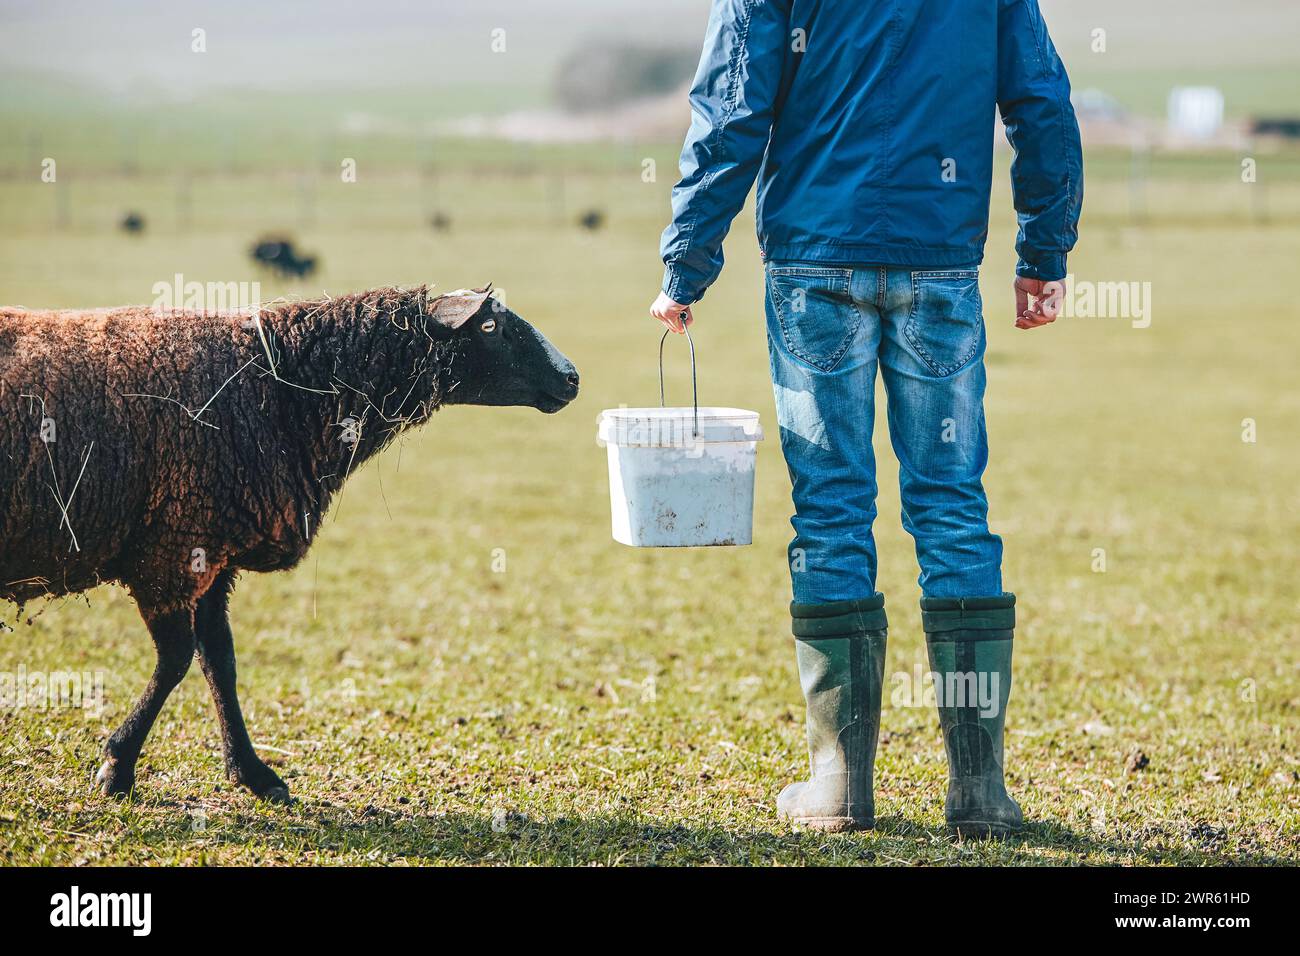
650, 292, 694, 334
1014, 277, 1064, 330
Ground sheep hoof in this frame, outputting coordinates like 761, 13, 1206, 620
233, 762, 292, 804
95, 759, 135, 798
258, 785, 292, 805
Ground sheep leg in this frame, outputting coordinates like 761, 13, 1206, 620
194, 571, 290, 803
96, 607, 196, 797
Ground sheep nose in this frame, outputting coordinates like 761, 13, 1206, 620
566, 370, 580, 390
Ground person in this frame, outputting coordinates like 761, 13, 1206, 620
650, 0, 1082, 838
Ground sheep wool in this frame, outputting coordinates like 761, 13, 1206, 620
1, 286, 468, 613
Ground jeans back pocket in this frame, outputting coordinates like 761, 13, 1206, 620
767, 266, 860, 372
903, 270, 984, 377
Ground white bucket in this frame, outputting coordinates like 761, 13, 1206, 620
599, 330, 764, 547
597, 403, 764, 547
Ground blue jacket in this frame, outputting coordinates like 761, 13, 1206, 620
661, 0, 1083, 305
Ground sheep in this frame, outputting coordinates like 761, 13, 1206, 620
0, 285, 579, 801
249, 237, 318, 279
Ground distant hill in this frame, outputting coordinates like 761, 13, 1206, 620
0, 0, 1295, 173
554, 45, 699, 113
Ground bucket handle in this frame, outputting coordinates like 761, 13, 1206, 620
658, 327, 699, 437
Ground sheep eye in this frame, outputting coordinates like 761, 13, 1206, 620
480, 319, 497, 333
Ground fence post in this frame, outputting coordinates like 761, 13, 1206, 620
299, 172, 317, 229
1128, 133, 1150, 225
176, 174, 192, 232
550, 169, 567, 227
55, 177, 70, 231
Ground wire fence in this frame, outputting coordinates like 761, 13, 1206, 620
2, 146, 1299, 238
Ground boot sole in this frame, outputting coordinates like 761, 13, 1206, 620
786, 816, 875, 833
947, 820, 1020, 840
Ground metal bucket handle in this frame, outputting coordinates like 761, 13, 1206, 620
658, 327, 699, 437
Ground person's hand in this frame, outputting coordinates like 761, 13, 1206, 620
1014, 277, 1064, 330
650, 292, 694, 334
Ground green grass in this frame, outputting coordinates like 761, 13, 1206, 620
1, 148, 1298, 866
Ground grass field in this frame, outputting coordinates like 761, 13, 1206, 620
0, 144, 1298, 865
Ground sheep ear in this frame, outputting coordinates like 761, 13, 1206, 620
428, 285, 493, 329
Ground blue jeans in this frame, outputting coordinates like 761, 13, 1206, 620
765, 261, 1003, 603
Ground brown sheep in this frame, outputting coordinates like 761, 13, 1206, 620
0, 285, 579, 801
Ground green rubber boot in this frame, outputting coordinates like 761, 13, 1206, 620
777, 594, 887, 832
922, 594, 1023, 839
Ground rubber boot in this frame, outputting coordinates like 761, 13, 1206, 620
777, 594, 887, 832
922, 594, 1023, 839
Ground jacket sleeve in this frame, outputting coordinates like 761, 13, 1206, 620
997, 0, 1083, 282
660, 0, 790, 305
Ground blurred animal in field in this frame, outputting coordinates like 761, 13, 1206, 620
0, 286, 579, 802
249, 236, 318, 279
119, 212, 145, 234
578, 209, 605, 231
429, 211, 452, 232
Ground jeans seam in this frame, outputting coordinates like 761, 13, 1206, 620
769, 266, 854, 278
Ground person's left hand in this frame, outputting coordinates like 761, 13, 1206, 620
1014, 277, 1064, 330
650, 292, 694, 334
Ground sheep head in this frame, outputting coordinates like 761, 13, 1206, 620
427, 285, 580, 415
